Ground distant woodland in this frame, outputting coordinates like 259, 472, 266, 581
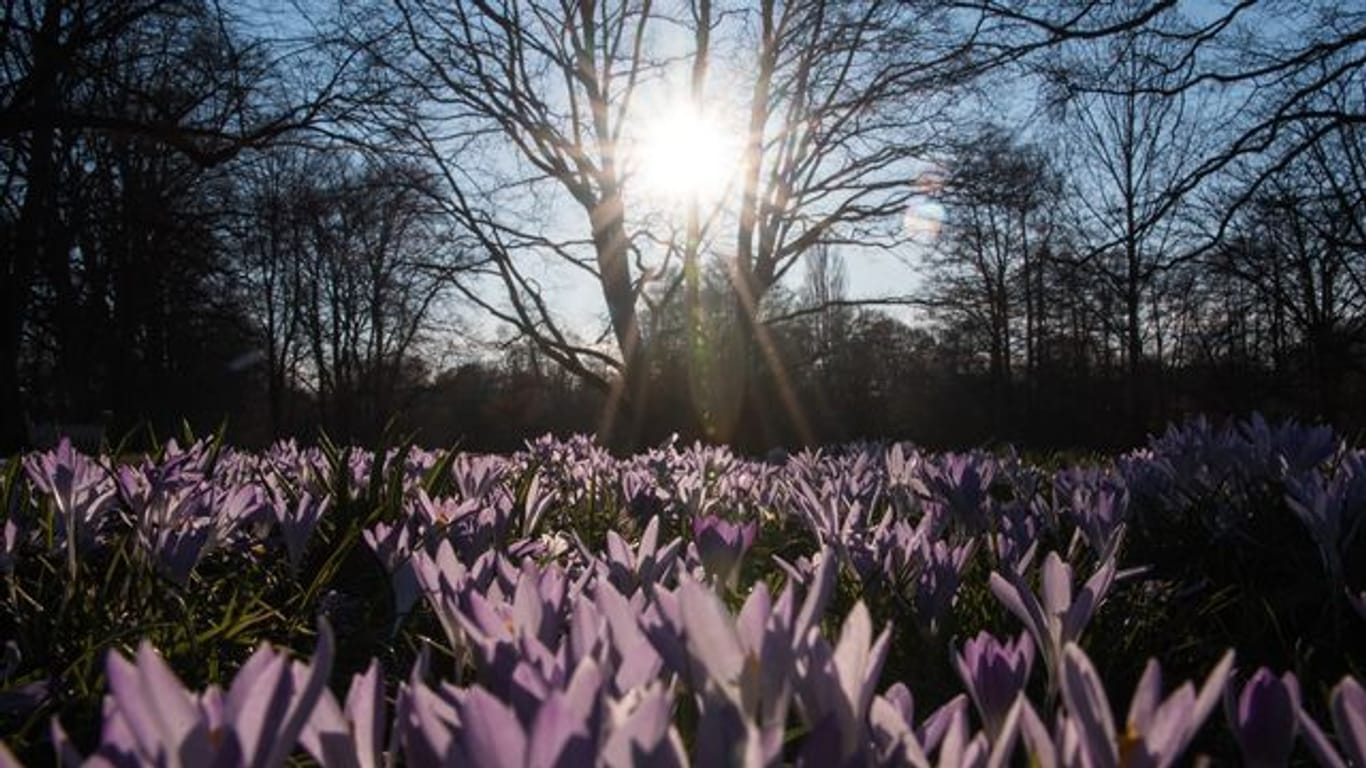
5, 1, 1366, 452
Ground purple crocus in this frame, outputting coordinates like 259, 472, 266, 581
868, 688, 1021, 768
301, 659, 390, 768
363, 521, 421, 621
953, 631, 1034, 742
272, 491, 330, 573
1059, 642, 1233, 768
798, 599, 893, 761
601, 516, 680, 596
990, 550, 1117, 691
1332, 677, 1366, 767
396, 657, 688, 768
1227, 668, 1299, 767
53, 622, 335, 767
1054, 467, 1129, 558
691, 514, 757, 588
1299, 675, 1366, 768
24, 438, 116, 579
640, 549, 839, 764
915, 538, 975, 633
599, 682, 686, 767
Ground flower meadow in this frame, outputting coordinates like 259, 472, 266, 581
0, 416, 1363, 766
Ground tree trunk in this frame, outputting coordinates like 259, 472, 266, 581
592, 190, 649, 450
1, 2, 64, 450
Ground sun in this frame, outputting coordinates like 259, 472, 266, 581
635, 103, 739, 207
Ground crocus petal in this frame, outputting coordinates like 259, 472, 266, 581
869, 695, 931, 768
794, 549, 837, 643
1040, 553, 1072, 617
459, 687, 526, 768
678, 577, 745, 686
987, 573, 1045, 653
832, 602, 874, 717
638, 516, 660, 561
1332, 677, 1366, 767
1232, 668, 1298, 767
1064, 556, 1115, 644
345, 661, 386, 768
1018, 700, 1058, 768
107, 643, 201, 766
1126, 660, 1163, 734
736, 583, 771, 657
226, 648, 293, 767
527, 694, 591, 768
1192, 650, 1235, 727
1139, 686, 1193, 768
299, 690, 355, 768
1297, 706, 1347, 768
985, 697, 1024, 768
602, 685, 674, 767
1059, 643, 1117, 768
260, 621, 336, 768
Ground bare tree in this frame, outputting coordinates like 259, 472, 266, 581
1042, 8, 1222, 428
229, 149, 317, 438
1213, 120, 1366, 417
920, 124, 1058, 423
350, 0, 974, 445
287, 155, 450, 440
0, 0, 361, 448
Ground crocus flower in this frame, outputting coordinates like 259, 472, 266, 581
301, 660, 389, 768
54, 622, 335, 767
273, 491, 330, 573
673, 576, 792, 762
915, 538, 975, 633
24, 438, 116, 578
921, 452, 996, 533
1055, 468, 1129, 558
398, 658, 681, 768
409, 532, 475, 650
23, 439, 116, 529
147, 516, 214, 586
601, 516, 680, 596
868, 685, 936, 768
868, 689, 1018, 768
642, 549, 838, 764
797, 600, 893, 761
953, 631, 1034, 742
1284, 457, 1366, 586
1227, 668, 1299, 767
990, 550, 1117, 690
1059, 642, 1233, 768
456, 670, 597, 768
691, 514, 757, 588
363, 520, 421, 621
600, 682, 687, 767
1299, 675, 1366, 768
1331, 677, 1366, 766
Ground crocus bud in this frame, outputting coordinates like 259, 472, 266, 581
953, 631, 1034, 741
1229, 668, 1299, 768
692, 514, 757, 587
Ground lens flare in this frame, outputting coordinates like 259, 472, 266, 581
904, 199, 945, 239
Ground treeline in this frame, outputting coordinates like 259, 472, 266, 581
4, 1, 1365, 453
